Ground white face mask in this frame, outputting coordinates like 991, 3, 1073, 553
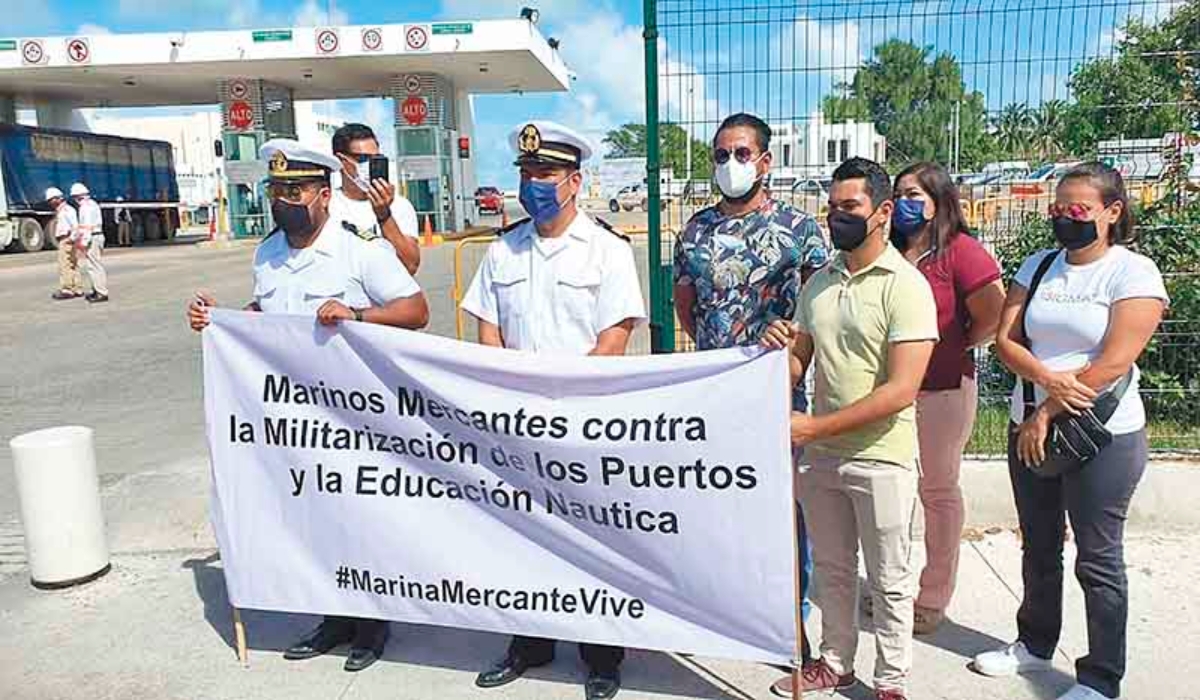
715, 154, 765, 200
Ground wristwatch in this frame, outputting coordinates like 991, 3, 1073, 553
376, 211, 392, 225
353, 308, 364, 322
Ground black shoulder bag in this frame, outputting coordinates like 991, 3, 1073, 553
1019, 251, 1132, 478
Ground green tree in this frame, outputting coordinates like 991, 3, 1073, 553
1031, 100, 1069, 162
602, 122, 712, 181
823, 39, 993, 170
993, 103, 1034, 160
1063, 0, 1199, 154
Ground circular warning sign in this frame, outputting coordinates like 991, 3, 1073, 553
316, 28, 339, 55
228, 100, 255, 131
404, 75, 422, 94
20, 40, 45, 65
361, 27, 383, 52
401, 96, 428, 126
404, 25, 428, 51
228, 79, 249, 100
66, 38, 90, 64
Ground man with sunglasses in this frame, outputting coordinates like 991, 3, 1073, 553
330, 123, 421, 274
186, 139, 429, 673
673, 112, 828, 678
463, 121, 645, 700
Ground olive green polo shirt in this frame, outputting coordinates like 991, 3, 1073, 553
795, 244, 938, 468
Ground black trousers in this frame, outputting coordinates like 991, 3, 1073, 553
1008, 426, 1146, 699
508, 635, 625, 674
324, 615, 387, 639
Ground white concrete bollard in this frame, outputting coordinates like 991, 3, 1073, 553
9, 426, 110, 588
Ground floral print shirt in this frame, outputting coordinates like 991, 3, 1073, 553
674, 198, 829, 408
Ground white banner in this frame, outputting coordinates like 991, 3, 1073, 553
203, 310, 796, 663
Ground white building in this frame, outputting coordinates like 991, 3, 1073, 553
85, 101, 349, 206
770, 112, 886, 179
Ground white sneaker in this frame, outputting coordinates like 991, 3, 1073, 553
973, 641, 1053, 677
1056, 684, 1115, 700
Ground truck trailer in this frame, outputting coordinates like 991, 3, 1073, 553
0, 123, 180, 253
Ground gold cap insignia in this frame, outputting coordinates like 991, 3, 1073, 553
269, 151, 289, 175
518, 124, 542, 155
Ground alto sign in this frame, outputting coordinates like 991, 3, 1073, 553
401, 96, 428, 126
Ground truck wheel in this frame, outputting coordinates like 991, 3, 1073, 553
42, 219, 58, 250
609, 200, 620, 213
16, 218, 45, 253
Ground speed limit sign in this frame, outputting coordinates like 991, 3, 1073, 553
361, 27, 383, 52
315, 28, 339, 55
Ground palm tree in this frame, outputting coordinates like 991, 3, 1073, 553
1031, 100, 1068, 162
993, 103, 1034, 160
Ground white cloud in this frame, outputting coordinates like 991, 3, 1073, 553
439, 0, 592, 23
292, 0, 348, 28
117, 0, 263, 27
75, 24, 112, 35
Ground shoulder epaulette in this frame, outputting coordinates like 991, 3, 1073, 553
343, 219, 378, 241
595, 217, 631, 243
496, 217, 531, 237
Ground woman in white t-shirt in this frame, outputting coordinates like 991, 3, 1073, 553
973, 163, 1169, 700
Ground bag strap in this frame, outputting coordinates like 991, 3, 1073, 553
1092, 369, 1134, 424
1021, 251, 1061, 419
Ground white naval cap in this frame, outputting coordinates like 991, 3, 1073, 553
259, 138, 342, 181
510, 120, 594, 168
70, 182, 89, 196
44, 186, 64, 200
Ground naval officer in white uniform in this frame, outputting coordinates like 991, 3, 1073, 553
462, 121, 646, 700
186, 138, 428, 673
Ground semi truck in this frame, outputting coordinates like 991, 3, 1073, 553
0, 123, 180, 253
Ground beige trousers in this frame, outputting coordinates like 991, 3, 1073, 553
914, 376, 978, 611
82, 236, 108, 296
56, 237, 82, 294
799, 456, 917, 692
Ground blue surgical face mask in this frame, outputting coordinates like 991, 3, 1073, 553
892, 198, 929, 237
519, 176, 568, 225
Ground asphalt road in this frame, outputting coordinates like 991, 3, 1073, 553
0, 234, 459, 523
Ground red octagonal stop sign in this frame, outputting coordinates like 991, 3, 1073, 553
228, 100, 254, 130
401, 96, 428, 126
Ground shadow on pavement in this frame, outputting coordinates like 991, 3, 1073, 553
182, 551, 746, 699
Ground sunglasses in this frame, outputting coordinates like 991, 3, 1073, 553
713, 146, 759, 165
267, 182, 323, 202
1048, 202, 1094, 220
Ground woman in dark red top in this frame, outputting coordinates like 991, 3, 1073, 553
891, 163, 1005, 634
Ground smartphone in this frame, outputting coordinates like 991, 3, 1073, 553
368, 155, 389, 183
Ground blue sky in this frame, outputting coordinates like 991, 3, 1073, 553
2, 0, 1181, 187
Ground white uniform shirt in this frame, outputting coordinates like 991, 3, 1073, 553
76, 198, 103, 243
461, 213, 646, 354
53, 202, 78, 240
329, 188, 420, 241
252, 218, 421, 316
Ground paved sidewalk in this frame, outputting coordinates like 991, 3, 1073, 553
1, 460, 1197, 700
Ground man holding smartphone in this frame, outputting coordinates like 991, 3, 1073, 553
330, 123, 421, 274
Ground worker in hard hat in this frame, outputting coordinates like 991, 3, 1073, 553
47, 187, 83, 301
71, 182, 108, 303
115, 196, 133, 247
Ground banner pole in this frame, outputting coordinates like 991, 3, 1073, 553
233, 607, 248, 667
791, 458, 805, 700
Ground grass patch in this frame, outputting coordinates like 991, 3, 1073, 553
964, 403, 1199, 457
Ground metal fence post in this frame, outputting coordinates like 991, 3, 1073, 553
643, 0, 674, 354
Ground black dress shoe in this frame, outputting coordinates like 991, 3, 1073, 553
475, 656, 530, 689
85, 293, 109, 303
585, 670, 621, 700
343, 621, 389, 672
282, 619, 356, 661
51, 291, 80, 300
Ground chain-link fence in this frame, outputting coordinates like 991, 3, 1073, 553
645, 0, 1199, 455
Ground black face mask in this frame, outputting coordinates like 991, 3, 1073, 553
1052, 216, 1099, 251
272, 199, 318, 239
828, 209, 874, 251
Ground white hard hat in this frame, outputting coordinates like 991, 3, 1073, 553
69, 182, 89, 196
115, 195, 124, 202
45, 187, 64, 200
